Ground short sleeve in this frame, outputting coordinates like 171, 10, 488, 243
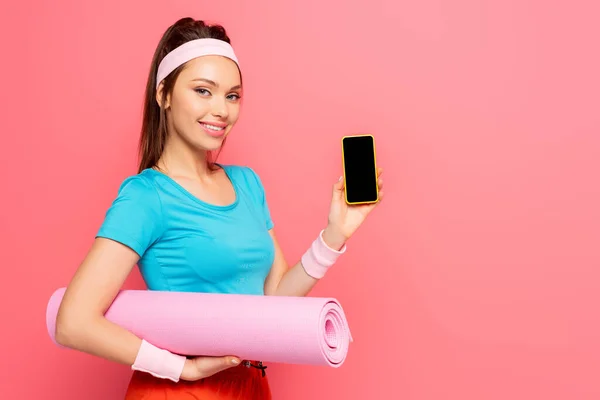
246, 167, 274, 230
95, 175, 164, 257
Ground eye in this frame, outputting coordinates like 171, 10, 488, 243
227, 93, 241, 101
194, 88, 211, 96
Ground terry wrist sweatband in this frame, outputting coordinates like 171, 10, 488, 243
301, 230, 347, 279
131, 339, 186, 382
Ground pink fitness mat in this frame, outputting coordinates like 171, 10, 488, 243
46, 287, 353, 367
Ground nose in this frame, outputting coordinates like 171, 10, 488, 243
211, 96, 229, 119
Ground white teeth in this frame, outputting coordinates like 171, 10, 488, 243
201, 123, 224, 131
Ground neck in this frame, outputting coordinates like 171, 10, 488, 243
157, 133, 212, 180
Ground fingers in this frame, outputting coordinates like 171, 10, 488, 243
226, 356, 241, 367
333, 175, 345, 195
375, 168, 384, 202
197, 355, 241, 375
377, 168, 384, 200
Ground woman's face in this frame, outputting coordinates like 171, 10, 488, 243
161, 55, 242, 152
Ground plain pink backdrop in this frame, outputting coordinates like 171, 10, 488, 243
1, 0, 599, 398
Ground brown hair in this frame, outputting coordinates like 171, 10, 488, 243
138, 17, 237, 173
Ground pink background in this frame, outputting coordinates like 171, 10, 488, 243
1, 0, 599, 398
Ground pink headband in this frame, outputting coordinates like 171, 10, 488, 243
155, 38, 239, 89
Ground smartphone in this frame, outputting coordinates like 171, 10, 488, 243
341, 134, 379, 205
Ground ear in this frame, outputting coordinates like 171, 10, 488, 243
155, 81, 171, 109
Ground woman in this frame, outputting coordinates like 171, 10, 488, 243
54, 17, 384, 399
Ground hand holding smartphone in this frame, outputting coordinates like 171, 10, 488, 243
321, 134, 382, 248
341, 134, 379, 205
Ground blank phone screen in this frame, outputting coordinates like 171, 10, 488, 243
342, 135, 378, 203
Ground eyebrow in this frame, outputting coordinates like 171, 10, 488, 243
191, 78, 241, 91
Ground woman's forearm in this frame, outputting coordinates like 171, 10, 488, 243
55, 314, 143, 366
273, 226, 347, 297
56, 314, 188, 382
272, 260, 319, 296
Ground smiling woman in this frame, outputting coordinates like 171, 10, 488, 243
52, 16, 383, 400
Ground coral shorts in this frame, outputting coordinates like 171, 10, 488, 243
124, 360, 272, 400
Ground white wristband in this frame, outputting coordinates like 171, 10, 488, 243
300, 230, 347, 279
131, 339, 186, 382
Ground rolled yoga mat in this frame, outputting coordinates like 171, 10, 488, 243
46, 287, 353, 367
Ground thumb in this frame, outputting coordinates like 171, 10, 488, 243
222, 356, 241, 368
333, 175, 344, 193
332, 176, 344, 200
200, 355, 241, 373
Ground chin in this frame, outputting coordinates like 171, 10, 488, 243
198, 136, 227, 152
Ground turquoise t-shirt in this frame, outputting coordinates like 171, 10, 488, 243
95, 164, 275, 296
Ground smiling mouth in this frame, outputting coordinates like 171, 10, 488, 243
198, 121, 228, 137
199, 122, 225, 132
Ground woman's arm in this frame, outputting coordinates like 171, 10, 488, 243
263, 226, 347, 297
54, 237, 145, 365
263, 168, 384, 297
56, 237, 245, 381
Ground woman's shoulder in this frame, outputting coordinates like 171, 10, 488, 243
220, 163, 266, 191
107, 169, 163, 210
115, 169, 159, 194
